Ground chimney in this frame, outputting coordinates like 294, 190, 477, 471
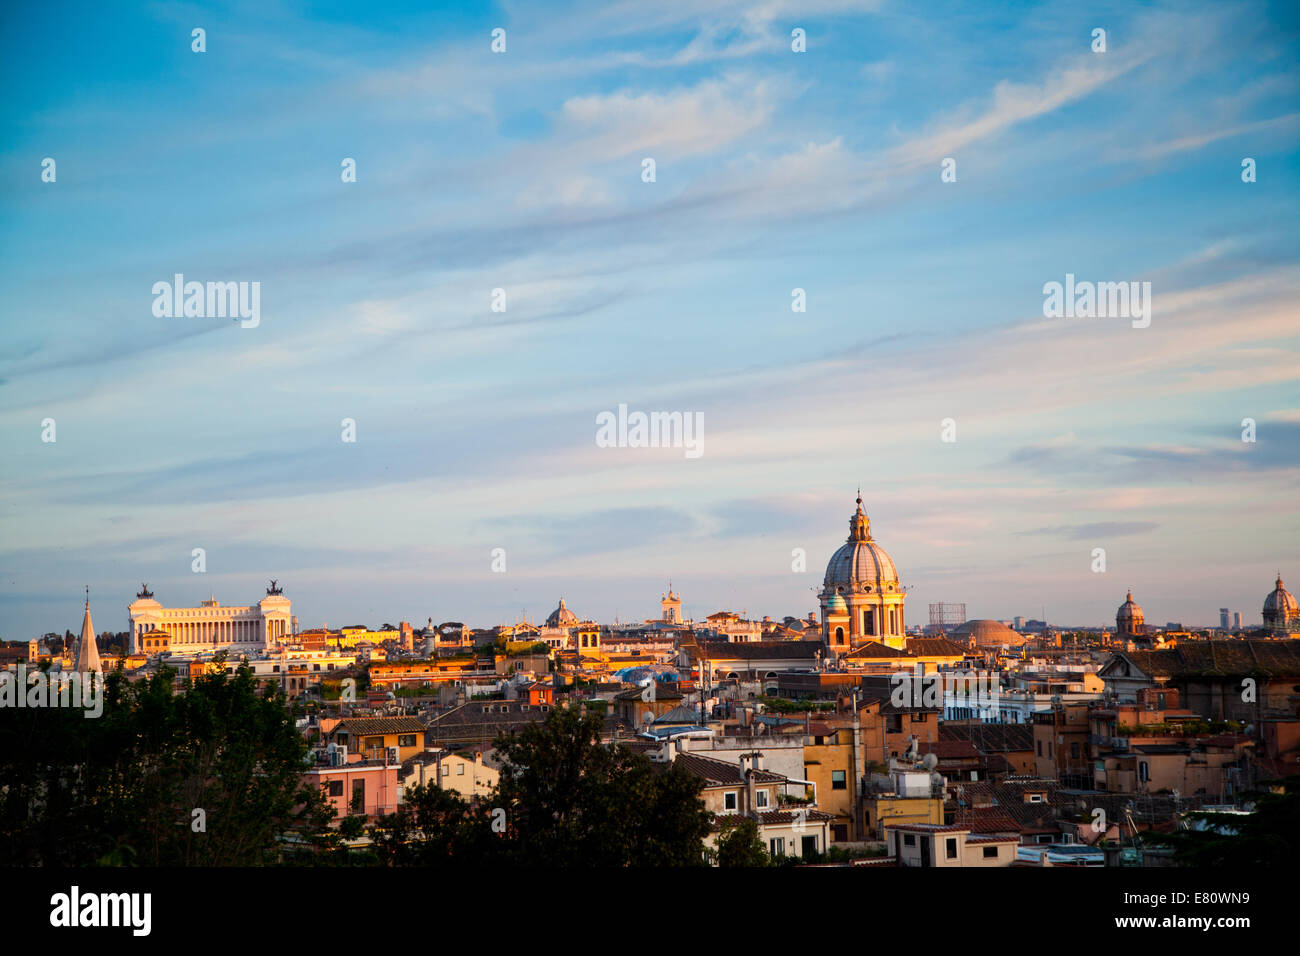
743, 754, 758, 814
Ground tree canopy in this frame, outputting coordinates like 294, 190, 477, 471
0, 658, 334, 866
1144, 776, 1300, 866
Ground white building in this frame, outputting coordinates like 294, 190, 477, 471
127, 582, 294, 655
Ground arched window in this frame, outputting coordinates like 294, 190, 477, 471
835, 627, 844, 645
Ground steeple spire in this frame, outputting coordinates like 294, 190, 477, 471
75, 589, 101, 673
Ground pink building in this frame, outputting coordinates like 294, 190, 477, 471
304, 760, 399, 821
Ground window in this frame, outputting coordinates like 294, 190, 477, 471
457, 764, 465, 776
724, 791, 738, 812
983, 846, 998, 859
831, 770, 847, 790
945, 837, 958, 860
1070, 742, 1080, 759
1139, 761, 1149, 783
398, 735, 417, 748
769, 838, 785, 856
902, 833, 916, 847
327, 780, 343, 797
1036, 740, 1042, 756
1028, 793, 1044, 803
832, 824, 849, 842
351, 779, 365, 812
756, 790, 770, 808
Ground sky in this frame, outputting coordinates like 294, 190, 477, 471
1, 0, 1298, 640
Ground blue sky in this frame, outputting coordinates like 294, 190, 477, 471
2, 0, 1298, 639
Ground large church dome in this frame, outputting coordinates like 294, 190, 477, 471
546, 597, 579, 628
1263, 573, 1298, 631
823, 493, 900, 593
1116, 590, 1145, 636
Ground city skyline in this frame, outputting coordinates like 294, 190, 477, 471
3, 0, 1299, 638
14, 524, 1297, 640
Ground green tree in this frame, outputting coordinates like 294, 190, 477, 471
493, 706, 711, 866
369, 783, 499, 866
338, 815, 367, 841
714, 816, 769, 867
0, 658, 334, 866
1146, 777, 1300, 866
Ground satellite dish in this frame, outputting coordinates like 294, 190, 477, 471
922, 753, 939, 771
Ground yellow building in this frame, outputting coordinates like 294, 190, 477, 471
802, 698, 946, 842
863, 769, 946, 838
139, 630, 171, 655
675, 752, 833, 861
401, 749, 499, 801
329, 716, 426, 763
885, 823, 1018, 867
333, 626, 400, 649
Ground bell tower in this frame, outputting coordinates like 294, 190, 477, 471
661, 584, 682, 624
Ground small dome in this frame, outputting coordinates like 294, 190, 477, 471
545, 598, 579, 628
825, 594, 848, 616
949, 619, 1029, 648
